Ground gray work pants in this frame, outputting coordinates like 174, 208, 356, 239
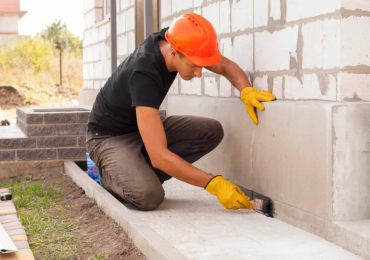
86, 115, 224, 211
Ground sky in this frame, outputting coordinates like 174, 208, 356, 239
19, 0, 84, 39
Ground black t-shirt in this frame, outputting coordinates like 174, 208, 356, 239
88, 28, 177, 135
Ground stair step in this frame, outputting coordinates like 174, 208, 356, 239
331, 219, 370, 259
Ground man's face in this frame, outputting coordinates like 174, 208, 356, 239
172, 51, 203, 81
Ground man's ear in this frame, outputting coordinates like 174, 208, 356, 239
170, 48, 177, 59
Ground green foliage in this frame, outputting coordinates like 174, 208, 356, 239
0, 35, 53, 74
90, 252, 107, 260
0, 19, 83, 93
40, 20, 65, 50
67, 31, 83, 58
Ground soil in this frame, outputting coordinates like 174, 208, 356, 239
0, 86, 24, 109
0, 84, 80, 126
35, 172, 145, 260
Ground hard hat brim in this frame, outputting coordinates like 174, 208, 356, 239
185, 50, 222, 67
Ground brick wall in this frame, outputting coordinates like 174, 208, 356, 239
82, 0, 135, 91
0, 108, 89, 162
161, 0, 370, 102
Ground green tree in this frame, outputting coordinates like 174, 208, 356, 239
40, 20, 82, 56
40, 20, 64, 50
39, 20, 82, 85
67, 32, 83, 58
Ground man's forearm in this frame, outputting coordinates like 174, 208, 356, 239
223, 60, 252, 91
152, 150, 214, 188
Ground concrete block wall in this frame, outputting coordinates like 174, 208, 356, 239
161, 0, 370, 102
82, 0, 135, 92
161, 1, 370, 249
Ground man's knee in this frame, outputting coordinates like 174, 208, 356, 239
131, 185, 165, 211
205, 118, 224, 145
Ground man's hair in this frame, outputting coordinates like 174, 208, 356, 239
170, 46, 185, 58
177, 51, 185, 58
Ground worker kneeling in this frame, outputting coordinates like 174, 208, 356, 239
86, 13, 275, 211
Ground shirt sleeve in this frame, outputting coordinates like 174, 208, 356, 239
129, 70, 162, 109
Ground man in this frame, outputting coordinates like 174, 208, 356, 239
86, 13, 275, 211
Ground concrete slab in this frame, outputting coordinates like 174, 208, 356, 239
65, 161, 363, 260
0, 126, 26, 139
131, 178, 363, 260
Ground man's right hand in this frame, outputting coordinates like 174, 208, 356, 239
205, 175, 253, 210
240, 87, 276, 125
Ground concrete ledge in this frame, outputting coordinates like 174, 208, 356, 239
63, 161, 188, 260
329, 220, 370, 260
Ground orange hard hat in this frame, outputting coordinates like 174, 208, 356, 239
165, 13, 221, 67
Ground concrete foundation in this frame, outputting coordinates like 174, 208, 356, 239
78, 89, 99, 106
64, 161, 363, 260
166, 95, 370, 240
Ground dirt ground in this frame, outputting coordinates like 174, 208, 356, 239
0, 86, 24, 109
58, 173, 145, 260
52, 172, 145, 260
8, 172, 146, 260
0, 84, 80, 126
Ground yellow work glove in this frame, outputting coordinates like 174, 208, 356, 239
240, 87, 276, 125
205, 175, 253, 210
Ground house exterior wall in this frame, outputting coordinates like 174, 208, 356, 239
0, 0, 26, 46
159, 0, 370, 241
80, 0, 135, 104
81, 0, 370, 243
0, 14, 18, 33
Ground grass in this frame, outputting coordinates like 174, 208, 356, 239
0, 174, 99, 260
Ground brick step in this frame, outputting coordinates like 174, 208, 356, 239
16, 107, 90, 137
17, 107, 90, 125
